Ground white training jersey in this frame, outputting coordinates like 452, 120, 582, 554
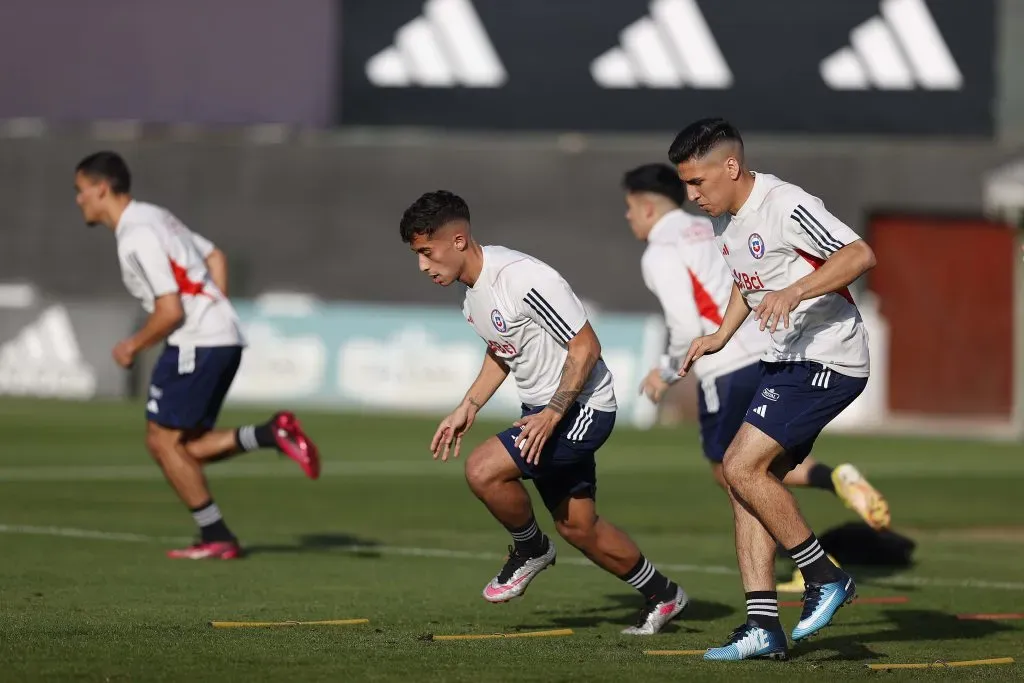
709, 172, 869, 377
115, 200, 244, 349
462, 245, 616, 412
641, 209, 766, 384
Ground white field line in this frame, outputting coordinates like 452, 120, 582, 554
2, 457, 1023, 482
3, 523, 1023, 592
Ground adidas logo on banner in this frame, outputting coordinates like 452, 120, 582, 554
0, 305, 97, 399
365, 0, 507, 88
591, 0, 732, 89
820, 0, 962, 90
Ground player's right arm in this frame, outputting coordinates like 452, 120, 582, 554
115, 228, 186, 368
431, 349, 509, 462
679, 283, 751, 377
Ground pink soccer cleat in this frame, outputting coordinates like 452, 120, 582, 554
272, 411, 321, 480
166, 540, 242, 560
621, 585, 689, 635
482, 541, 557, 603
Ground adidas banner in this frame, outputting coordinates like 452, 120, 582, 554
0, 299, 138, 400
338, 0, 995, 135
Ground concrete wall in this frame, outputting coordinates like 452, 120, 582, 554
1, 124, 1019, 312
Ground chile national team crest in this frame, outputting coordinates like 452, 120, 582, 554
748, 232, 765, 260
490, 309, 507, 333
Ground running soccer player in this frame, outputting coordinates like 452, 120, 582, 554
622, 163, 889, 534
667, 119, 876, 660
400, 190, 686, 635
74, 151, 321, 560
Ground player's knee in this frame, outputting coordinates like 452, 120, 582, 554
722, 448, 758, 488
554, 517, 597, 550
145, 423, 180, 462
464, 449, 498, 494
465, 440, 518, 494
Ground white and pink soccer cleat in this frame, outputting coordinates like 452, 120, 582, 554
166, 540, 242, 560
621, 585, 689, 635
482, 541, 557, 603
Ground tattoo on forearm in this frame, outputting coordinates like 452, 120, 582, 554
548, 355, 585, 415
467, 397, 483, 410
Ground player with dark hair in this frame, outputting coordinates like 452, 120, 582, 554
399, 190, 687, 635
74, 151, 321, 560
622, 162, 888, 524
666, 120, 877, 660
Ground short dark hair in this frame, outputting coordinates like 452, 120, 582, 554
667, 118, 743, 165
622, 163, 686, 206
400, 190, 471, 243
75, 151, 132, 194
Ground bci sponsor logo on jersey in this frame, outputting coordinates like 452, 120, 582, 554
748, 232, 765, 259
490, 309, 507, 333
732, 270, 765, 292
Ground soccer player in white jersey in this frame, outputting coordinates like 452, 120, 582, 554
74, 151, 321, 560
666, 120, 877, 661
400, 190, 686, 635
622, 163, 889, 535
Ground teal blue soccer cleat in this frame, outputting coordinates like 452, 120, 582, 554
792, 572, 857, 641
704, 622, 789, 661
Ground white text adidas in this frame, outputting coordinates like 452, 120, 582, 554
365, 0, 507, 88
591, 0, 732, 89
820, 0, 962, 91
0, 305, 97, 399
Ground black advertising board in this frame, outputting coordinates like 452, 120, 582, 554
338, 0, 995, 135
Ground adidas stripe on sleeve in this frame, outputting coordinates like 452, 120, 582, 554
783, 200, 862, 260
519, 275, 588, 346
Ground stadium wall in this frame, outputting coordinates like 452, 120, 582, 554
0, 127, 1018, 313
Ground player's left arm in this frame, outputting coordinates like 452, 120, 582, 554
512, 271, 596, 463
191, 231, 229, 296
755, 200, 876, 333
547, 322, 601, 416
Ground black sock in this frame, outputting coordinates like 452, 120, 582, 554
746, 591, 781, 630
236, 422, 276, 452
508, 517, 546, 554
787, 533, 838, 583
190, 500, 235, 543
807, 464, 836, 493
621, 555, 677, 602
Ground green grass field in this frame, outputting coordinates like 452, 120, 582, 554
1, 399, 1022, 682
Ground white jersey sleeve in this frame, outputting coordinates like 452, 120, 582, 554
119, 227, 178, 299
641, 248, 703, 371
513, 268, 589, 345
782, 197, 861, 259
190, 231, 217, 259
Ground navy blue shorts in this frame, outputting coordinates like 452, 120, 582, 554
146, 345, 243, 431
744, 361, 867, 463
698, 362, 763, 463
497, 402, 616, 513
